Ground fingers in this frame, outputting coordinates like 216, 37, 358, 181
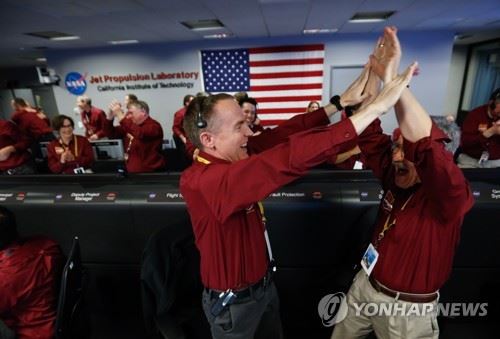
400, 61, 418, 86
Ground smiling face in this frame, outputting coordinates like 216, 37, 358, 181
59, 118, 74, 140
392, 134, 420, 189
202, 98, 253, 163
307, 101, 320, 113
128, 104, 148, 125
241, 102, 257, 124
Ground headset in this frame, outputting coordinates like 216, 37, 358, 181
196, 110, 207, 129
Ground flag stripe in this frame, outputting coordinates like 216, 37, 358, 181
258, 113, 304, 120
254, 96, 322, 103
251, 77, 323, 86
250, 83, 322, 92
249, 44, 324, 54
258, 101, 317, 109
249, 89, 321, 98
249, 58, 323, 67
258, 107, 307, 114
250, 64, 323, 74
250, 71, 323, 79
249, 51, 324, 61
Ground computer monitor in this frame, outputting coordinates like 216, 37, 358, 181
90, 139, 124, 161
39, 141, 50, 158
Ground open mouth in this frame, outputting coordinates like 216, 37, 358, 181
394, 163, 408, 175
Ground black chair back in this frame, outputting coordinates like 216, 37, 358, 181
55, 236, 87, 339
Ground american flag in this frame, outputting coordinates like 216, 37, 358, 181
201, 44, 325, 126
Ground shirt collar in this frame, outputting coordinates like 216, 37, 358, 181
196, 150, 231, 165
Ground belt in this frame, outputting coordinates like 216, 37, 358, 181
206, 275, 269, 300
368, 276, 438, 303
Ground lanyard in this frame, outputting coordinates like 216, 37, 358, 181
59, 135, 79, 157
373, 193, 413, 249
196, 155, 276, 270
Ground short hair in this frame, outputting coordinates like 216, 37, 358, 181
13, 97, 28, 107
183, 93, 234, 149
77, 95, 92, 106
183, 94, 194, 106
0, 206, 18, 250
129, 100, 149, 114
238, 96, 258, 108
126, 94, 138, 102
52, 114, 74, 130
234, 92, 248, 102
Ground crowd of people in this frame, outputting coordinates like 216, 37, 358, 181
0, 25, 487, 339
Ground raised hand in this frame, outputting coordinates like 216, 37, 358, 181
369, 62, 418, 114
370, 26, 401, 82
340, 63, 371, 107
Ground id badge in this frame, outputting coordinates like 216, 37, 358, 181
78, 121, 84, 129
361, 243, 379, 276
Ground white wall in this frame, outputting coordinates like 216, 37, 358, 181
445, 45, 468, 115
47, 30, 455, 138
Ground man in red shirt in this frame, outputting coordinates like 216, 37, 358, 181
10, 98, 53, 144
0, 206, 62, 339
106, 100, 166, 173
458, 88, 500, 168
172, 94, 195, 149
76, 95, 108, 140
180, 56, 416, 338
331, 26, 474, 339
0, 119, 34, 175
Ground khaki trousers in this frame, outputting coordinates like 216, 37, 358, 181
331, 271, 439, 339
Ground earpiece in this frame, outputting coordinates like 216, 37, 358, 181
196, 110, 207, 129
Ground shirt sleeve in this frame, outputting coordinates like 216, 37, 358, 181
248, 108, 330, 154
172, 110, 184, 138
47, 141, 64, 173
191, 119, 358, 224
460, 107, 488, 152
404, 123, 474, 223
120, 118, 163, 140
95, 111, 108, 138
357, 119, 393, 187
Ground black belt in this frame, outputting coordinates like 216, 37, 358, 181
206, 274, 270, 300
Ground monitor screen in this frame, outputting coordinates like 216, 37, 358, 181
90, 139, 124, 160
39, 141, 50, 158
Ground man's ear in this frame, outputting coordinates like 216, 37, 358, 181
200, 131, 215, 149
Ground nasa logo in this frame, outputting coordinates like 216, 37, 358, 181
65, 72, 87, 95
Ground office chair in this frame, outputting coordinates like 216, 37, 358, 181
55, 236, 89, 339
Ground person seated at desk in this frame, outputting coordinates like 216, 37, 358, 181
0, 206, 62, 339
106, 100, 166, 173
458, 88, 500, 168
0, 119, 34, 175
47, 115, 94, 174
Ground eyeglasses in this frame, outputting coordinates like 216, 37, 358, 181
61, 124, 73, 128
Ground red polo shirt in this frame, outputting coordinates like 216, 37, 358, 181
11, 109, 52, 142
460, 104, 500, 160
47, 135, 94, 174
359, 119, 474, 293
0, 237, 62, 339
81, 106, 107, 139
106, 116, 165, 173
0, 120, 31, 172
181, 109, 358, 290
172, 106, 187, 139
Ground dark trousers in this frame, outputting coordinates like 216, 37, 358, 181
202, 282, 283, 339
0, 319, 15, 339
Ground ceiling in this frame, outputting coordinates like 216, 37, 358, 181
1, 0, 500, 68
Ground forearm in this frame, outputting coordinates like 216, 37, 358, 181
394, 89, 432, 142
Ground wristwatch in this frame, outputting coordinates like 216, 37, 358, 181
329, 95, 343, 111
